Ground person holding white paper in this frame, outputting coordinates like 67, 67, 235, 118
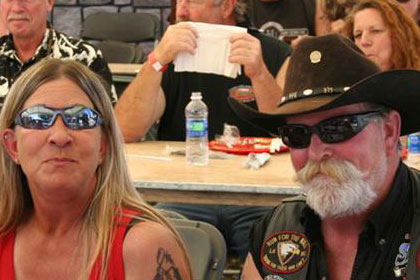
115, 0, 291, 263
115, 0, 290, 142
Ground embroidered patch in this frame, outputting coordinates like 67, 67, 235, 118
264, 275, 286, 280
395, 242, 410, 267
260, 231, 310, 274
393, 233, 410, 277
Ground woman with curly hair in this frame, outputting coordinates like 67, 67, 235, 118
347, 0, 420, 70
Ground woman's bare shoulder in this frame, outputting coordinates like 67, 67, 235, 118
123, 220, 191, 280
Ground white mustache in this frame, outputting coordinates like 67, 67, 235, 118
7, 14, 30, 21
295, 158, 377, 219
295, 158, 357, 185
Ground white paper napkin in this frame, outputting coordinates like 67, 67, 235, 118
173, 22, 247, 79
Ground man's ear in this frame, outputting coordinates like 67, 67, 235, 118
2, 129, 19, 164
46, 0, 54, 13
383, 110, 401, 155
222, 0, 236, 19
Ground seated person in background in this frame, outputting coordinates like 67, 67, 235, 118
0, 59, 191, 280
347, 0, 420, 71
290, 0, 357, 49
115, 0, 290, 262
229, 34, 420, 279
0, 0, 117, 109
247, 0, 316, 39
315, 0, 357, 36
116, 0, 290, 141
347, 0, 420, 157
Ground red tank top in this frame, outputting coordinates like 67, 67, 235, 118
0, 209, 139, 280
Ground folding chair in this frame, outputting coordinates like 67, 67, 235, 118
81, 12, 160, 63
97, 40, 144, 64
172, 219, 227, 280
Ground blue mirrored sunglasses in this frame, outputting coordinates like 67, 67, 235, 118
15, 105, 102, 130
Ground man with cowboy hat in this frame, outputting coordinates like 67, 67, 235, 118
229, 34, 420, 279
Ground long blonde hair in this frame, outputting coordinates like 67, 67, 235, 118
0, 59, 191, 279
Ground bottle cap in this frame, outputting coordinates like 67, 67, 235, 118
191, 92, 202, 99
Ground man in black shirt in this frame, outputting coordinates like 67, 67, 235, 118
247, 0, 315, 38
115, 0, 290, 141
115, 0, 290, 262
229, 34, 420, 279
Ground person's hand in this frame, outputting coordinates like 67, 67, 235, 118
331, 19, 350, 37
290, 35, 310, 49
229, 32, 266, 79
153, 22, 199, 66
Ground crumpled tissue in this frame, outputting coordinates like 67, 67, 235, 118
244, 152, 270, 170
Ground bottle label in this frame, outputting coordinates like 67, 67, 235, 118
409, 133, 420, 154
186, 119, 208, 138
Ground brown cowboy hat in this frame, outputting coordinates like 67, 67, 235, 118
228, 34, 420, 136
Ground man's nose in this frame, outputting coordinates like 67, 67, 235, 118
307, 133, 333, 162
176, 0, 189, 21
9, 0, 26, 12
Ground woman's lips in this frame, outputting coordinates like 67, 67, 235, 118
46, 157, 76, 163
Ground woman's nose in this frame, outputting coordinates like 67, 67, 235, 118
360, 32, 372, 47
47, 116, 72, 147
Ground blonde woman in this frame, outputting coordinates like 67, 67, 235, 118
0, 59, 192, 280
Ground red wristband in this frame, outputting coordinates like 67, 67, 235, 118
148, 52, 167, 73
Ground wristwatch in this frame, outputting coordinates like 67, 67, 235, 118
148, 52, 167, 73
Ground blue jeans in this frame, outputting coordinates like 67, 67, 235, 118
157, 203, 272, 261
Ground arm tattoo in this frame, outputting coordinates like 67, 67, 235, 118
153, 248, 183, 280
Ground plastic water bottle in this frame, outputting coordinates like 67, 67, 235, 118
185, 92, 209, 165
409, 133, 420, 154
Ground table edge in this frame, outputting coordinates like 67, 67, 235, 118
133, 181, 302, 195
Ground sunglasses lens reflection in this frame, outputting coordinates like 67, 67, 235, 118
280, 111, 383, 149
16, 105, 102, 130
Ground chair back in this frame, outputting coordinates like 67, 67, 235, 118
81, 12, 159, 63
173, 219, 227, 280
81, 12, 160, 44
97, 40, 145, 63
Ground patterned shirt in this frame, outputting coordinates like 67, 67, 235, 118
0, 23, 117, 109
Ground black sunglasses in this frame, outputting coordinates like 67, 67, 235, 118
278, 110, 385, 149
15, 105, 102, 130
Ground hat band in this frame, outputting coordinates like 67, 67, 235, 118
278, 86, 350, 107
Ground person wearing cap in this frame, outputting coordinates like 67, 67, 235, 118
229, 34, 420, 279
